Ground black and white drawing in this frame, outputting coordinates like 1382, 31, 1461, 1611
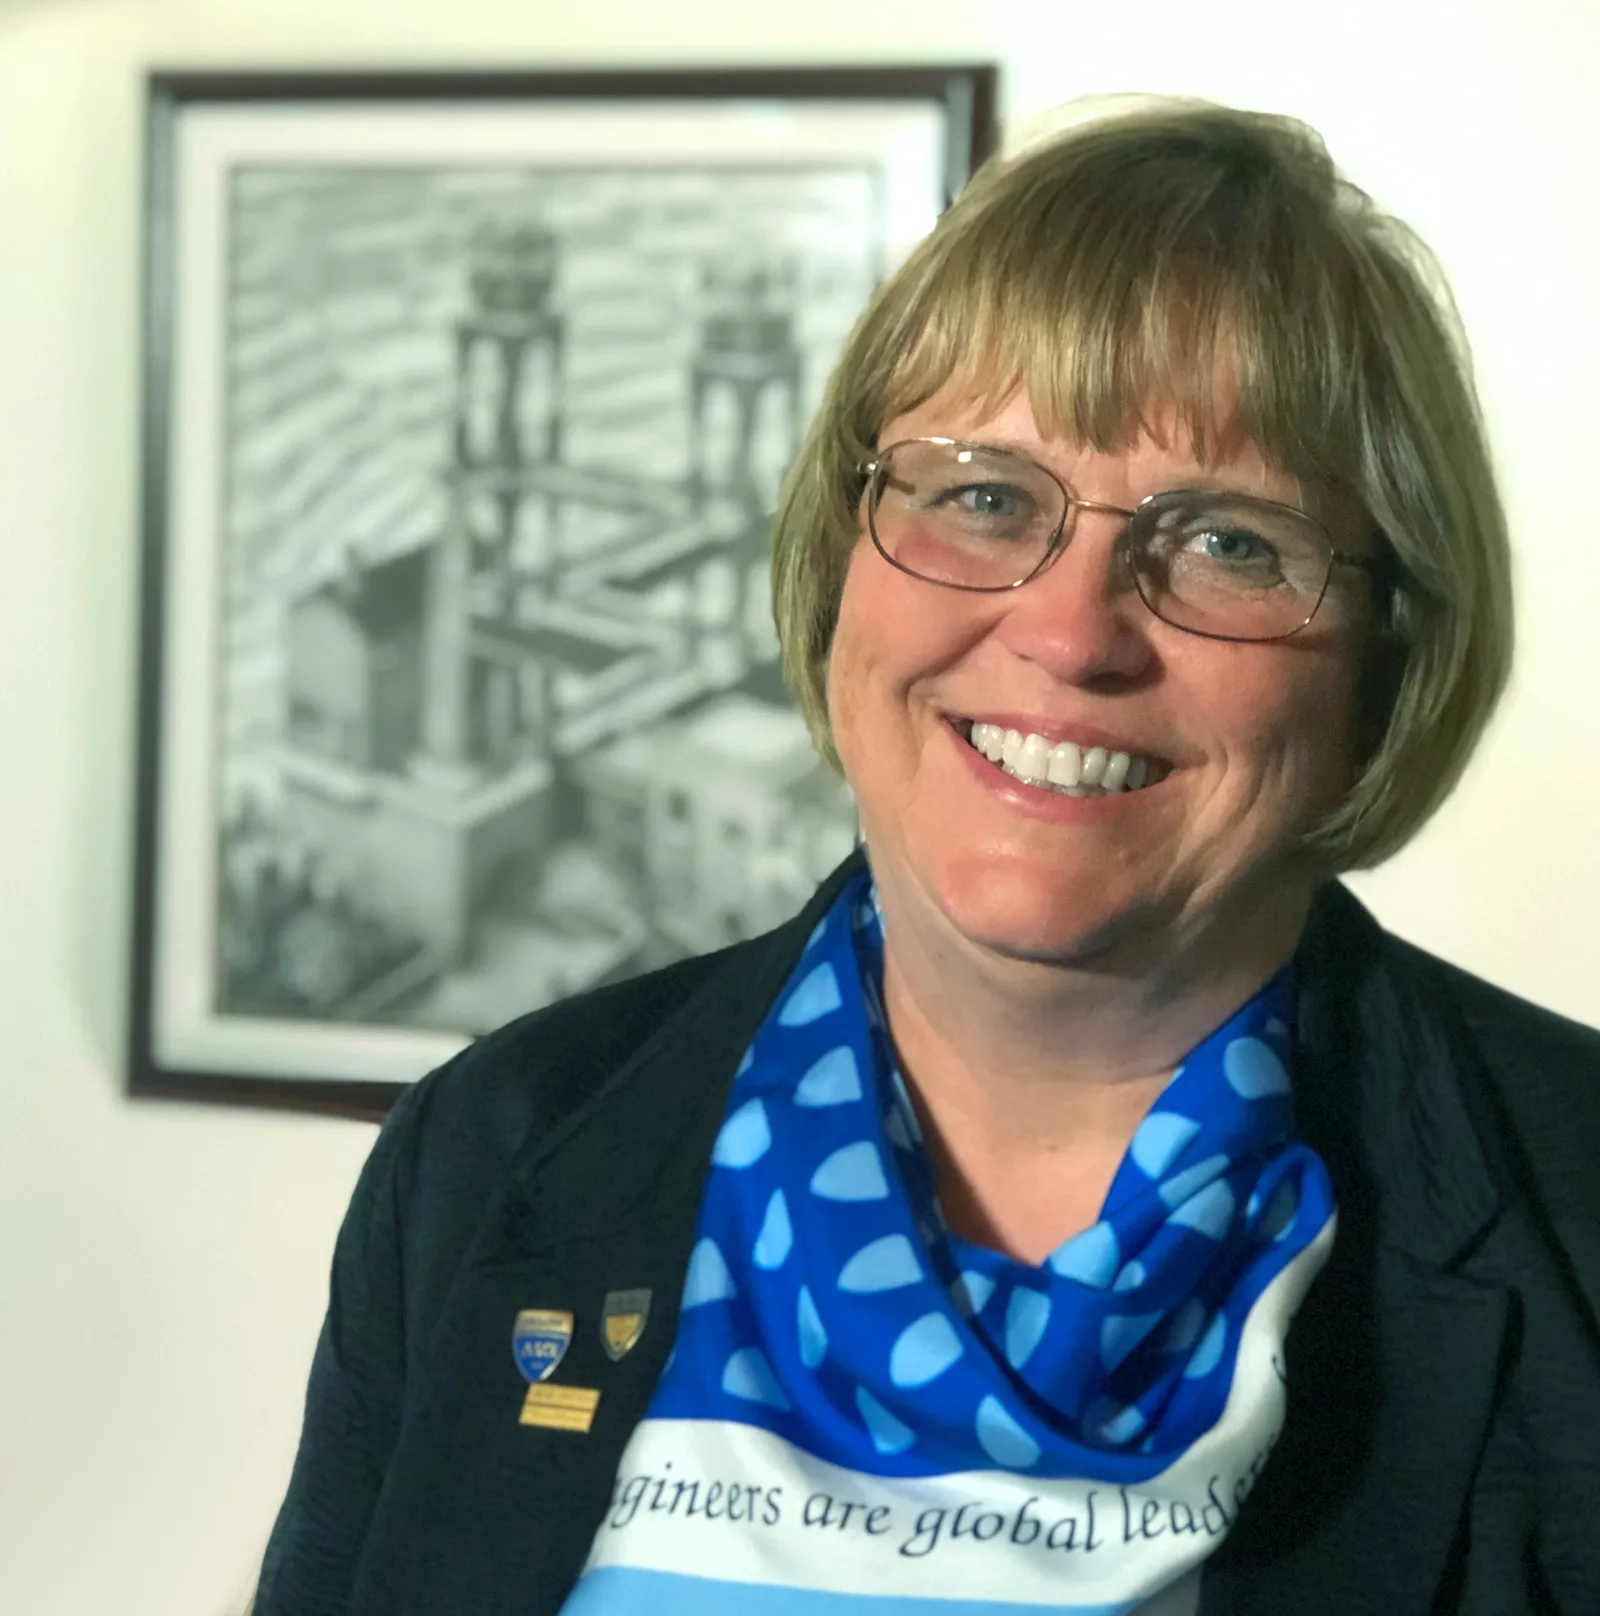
132, 70, 997, 1110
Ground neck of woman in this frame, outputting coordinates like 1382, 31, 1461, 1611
876, 883, 1313, 1265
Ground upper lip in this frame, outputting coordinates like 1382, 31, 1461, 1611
955, 714, 1172, 763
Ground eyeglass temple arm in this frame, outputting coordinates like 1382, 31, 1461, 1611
858, 460, 917, 497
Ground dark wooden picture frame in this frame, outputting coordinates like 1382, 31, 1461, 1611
129, 65, 999, 1119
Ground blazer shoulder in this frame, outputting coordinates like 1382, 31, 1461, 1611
353, 934, 783, 1349
399, 936, 765, 1180
1388, 933, 1600, 1083
1384, 932, 1600, 1244
390, 847, 869, 1184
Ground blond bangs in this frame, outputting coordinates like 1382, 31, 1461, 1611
878, 143, 1367, 485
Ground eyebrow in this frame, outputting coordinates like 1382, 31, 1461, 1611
915, 436, 1309, 512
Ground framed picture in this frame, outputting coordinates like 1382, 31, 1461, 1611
130, 65, 999, 1116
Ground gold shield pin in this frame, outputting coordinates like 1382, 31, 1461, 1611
600, 1288, 651, 1361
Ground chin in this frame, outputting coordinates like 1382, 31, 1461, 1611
921, 844, 1159, 968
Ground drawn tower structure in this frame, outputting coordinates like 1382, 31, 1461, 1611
689, 259, 803, 519
282, 223, 565, 971
419, 221, 565, 784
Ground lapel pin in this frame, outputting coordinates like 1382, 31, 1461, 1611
512, 1308, 600, 1433
601, 1288, 652, 1361
519, 1382, 601, 1433
512, 1308, 572, 1384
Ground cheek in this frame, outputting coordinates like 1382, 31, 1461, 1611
1184, 634, 1361, 817
1243, 655, 1363, 805
825, 557, 875, 775
826, 549, 985, 806
826, 548, 931, 746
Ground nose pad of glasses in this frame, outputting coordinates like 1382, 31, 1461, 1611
1121, 535, 1166, 596
1032, 513, 1145, 598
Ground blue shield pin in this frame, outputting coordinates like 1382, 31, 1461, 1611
512, 1308, 573, 1384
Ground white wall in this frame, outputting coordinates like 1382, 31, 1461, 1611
0, 1, 1594, 1611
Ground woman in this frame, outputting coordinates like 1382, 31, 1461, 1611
256, 101, 1600, 1615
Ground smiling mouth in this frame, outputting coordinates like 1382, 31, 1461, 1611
960, 721, 1172, 798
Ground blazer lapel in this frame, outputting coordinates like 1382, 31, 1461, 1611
1203, 885, 1512, 1615
347, 855, 863, 1616
1203, 1239, 1511, 1615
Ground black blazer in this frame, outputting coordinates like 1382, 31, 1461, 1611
256, 853, 1600, 1615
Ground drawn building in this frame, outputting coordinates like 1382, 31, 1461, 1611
639, 693, 856, 956
270, 220, 831, 1020
286, 548, 427, 773
281, 223, 570, 966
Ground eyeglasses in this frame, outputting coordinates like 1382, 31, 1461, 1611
860, 438, 1383, 643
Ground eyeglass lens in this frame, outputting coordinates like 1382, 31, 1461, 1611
868, 440, 1334, 641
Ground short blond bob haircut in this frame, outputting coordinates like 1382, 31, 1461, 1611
771, 98, 1512, 871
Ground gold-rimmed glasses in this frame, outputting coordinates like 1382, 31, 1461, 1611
860, 437, 1383, 643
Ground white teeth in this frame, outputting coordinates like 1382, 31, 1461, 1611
1046, 741, 1081, 788
970, 722, 1002, 761
964, 723, 1158, 797
1016, 733, 1051, 783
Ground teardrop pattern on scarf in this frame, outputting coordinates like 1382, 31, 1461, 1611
713, 1098, 771, 1169
752, 1190, 793, 1271
779, 962, 843, 1026
643, 866, 1336, 1490
681, 1238, 737, 1308
794, 1045, 863, 1108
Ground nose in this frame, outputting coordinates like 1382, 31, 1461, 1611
989, 509, 1156, 684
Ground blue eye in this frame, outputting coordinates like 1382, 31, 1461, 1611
1194, 527, 1271, 563
946, 483, 1029, 520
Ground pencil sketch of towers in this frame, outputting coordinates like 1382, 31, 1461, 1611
219, 167, 867, 1033
689, 260, 803, 519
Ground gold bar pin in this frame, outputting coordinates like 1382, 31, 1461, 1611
520, 1382, 602, 1434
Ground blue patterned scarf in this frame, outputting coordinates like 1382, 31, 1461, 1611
566, 869, 1337, 1612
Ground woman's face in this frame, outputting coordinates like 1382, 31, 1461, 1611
827, 388, 1373, 972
